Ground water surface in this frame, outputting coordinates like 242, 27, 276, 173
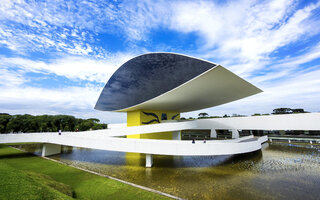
15, 142, 320, 200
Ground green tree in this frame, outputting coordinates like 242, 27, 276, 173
60, 115, 76, 131
198, 113, 209, 118
87, 118, 100, 123
291, 108, 305, 113
0, 113, 12, 133
252, 113, 261, 116
3, 113, 107, 133
92, 123, 102, 130
6, 114, 39, 133
78, 120, 94, 131
273, 108, 292, 114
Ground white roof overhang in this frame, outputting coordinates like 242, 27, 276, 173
116, 65, 262, 112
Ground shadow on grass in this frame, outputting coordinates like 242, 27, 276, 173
0, 152, 35, 159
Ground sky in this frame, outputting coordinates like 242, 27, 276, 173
1, 0, 320, 124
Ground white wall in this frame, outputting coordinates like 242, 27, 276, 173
195, 113, 320, 131
0, 133, 267, 156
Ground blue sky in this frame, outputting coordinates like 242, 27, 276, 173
1, 0, 320, 123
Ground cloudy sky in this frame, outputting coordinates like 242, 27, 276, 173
1, 0, 320, 123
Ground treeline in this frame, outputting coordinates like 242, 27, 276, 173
0, 113, 107, 134
272, 108, 306, 114
180, 108, 308, 120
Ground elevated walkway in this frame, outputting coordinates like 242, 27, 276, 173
0, 119, 268, 167
4, 112, 320, 167
0, 133, 267, 156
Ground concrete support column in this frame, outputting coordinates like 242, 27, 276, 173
172, 131, 181, 140
146, 154, 153, 168
210, 129, 217, 138
42, 143, 61, 157
231, 129, 239, 139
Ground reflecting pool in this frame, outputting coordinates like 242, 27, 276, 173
15, 142, 320, 200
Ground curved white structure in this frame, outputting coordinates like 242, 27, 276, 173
4, 113, 320, 166
119, 65, 262, 112
194, 112, 320, 131
95, 53, 262, 112
0, 133, 267, 156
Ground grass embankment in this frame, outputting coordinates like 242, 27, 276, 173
0, 144, 169, 200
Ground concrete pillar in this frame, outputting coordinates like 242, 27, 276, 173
172, 131, 181, 140
210, 129, 217, 138
42, 143, 61, 157
146, 154, 153, 168
231, 129, 239, 139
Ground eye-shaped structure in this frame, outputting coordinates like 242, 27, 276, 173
95, 53, 262, 112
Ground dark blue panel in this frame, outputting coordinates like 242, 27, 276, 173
95, 53, 216, 111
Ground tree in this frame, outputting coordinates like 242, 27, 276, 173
252, 113, 261, 116
273, 108, 292, 114
87, 118, 100, 123
232, 114, 246, 117
273, 108, 306, 114
2, 113, 107, 133
291, 108, 305, 113
0, 113, 12, 133
77, 120, 94, 131
6, 114, 38, 133
92, 123, 103, 130
198, 113, 209, 118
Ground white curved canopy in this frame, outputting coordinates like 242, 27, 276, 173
117, 65, 263, 112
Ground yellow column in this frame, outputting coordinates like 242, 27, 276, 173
127, 110, 142, 139
126, 110, 180, 140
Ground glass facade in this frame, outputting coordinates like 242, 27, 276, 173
95, 53, 216, 111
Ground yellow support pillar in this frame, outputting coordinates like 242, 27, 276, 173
126, 110, 180, 140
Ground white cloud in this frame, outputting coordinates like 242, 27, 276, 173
0, 84, 125, 123
0, 53, 134, 123
0, 53, 134, 83
1, 0, 320, 123
168, 0, 320, 75
0, 0, 172, 55
116, 0, 170, 40
0, 0, 118, 56
0, 68, 26, 87
249, 42, 320, 84
1, 0, 319, 62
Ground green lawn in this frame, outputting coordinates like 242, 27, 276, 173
0, 144, 169, 200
